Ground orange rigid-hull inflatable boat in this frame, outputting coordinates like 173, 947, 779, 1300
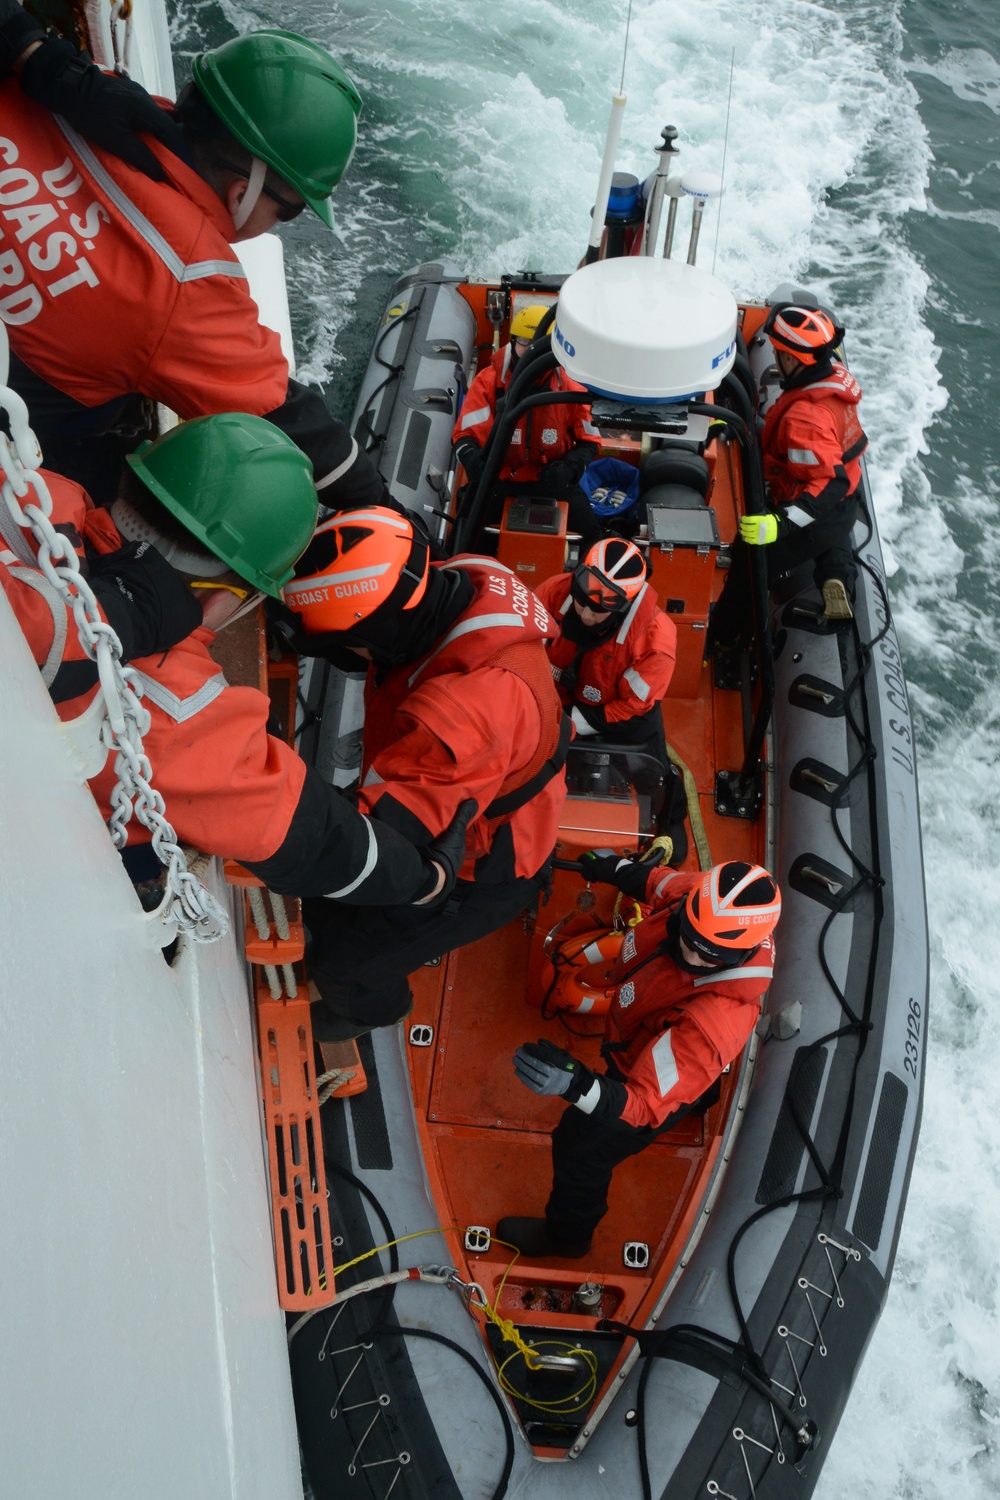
289, 248, 927, 1499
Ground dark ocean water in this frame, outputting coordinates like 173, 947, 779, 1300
168, 1, 1000, 1493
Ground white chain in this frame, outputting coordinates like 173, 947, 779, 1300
0, 384, 228, 944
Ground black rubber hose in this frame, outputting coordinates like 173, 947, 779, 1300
368, 1325, 516, 1500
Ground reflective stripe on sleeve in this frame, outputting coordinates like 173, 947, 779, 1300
460, 405, 492, 431
323, 814, 379, 899
787, 448, 819, 465
315, 437, 360, 491
783, 505, 814, 528
623, 666, 651, 701
651, 1031, 679, 1096
131, 670, 227, 723
574, 1077, 603, 1114
9, 567, 66, 685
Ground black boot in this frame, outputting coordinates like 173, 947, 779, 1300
495, 1216, 592, 1259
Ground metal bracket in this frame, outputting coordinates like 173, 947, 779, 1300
623, 1241, 649, 1269
464, 1226, 491, 1254
714, 766, 765, 821
408, 1024, 434, 1047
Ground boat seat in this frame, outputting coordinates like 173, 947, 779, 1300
639, 449, 711, 512
640, 449, 710, 496
642, 482, 705, 510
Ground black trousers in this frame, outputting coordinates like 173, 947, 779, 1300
302, 866, 549, 1035
709, 495, 860, 651
544, 1073, 721, 1246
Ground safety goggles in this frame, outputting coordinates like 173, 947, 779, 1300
571, 564, 629, 614
216, 158, 306, 222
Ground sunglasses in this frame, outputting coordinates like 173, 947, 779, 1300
189, 579, 251, 601
216, 158, 306, 222
571, 564, 628, 613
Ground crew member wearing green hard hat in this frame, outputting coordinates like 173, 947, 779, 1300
33, 411, 473, 904
0, 28, 392, 512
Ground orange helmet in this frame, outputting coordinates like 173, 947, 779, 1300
572, 537, 646, 613
283, 507, 429, 639
763, 304, 843, 366
679, 861, 781, 965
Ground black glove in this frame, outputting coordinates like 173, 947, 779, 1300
579, 846, 664, 899
19, 38, 186, 181
455, 442, 486, 484
534, 457, 576, 496
88, 540, 201, 662
0, 5, 44, 76
513, 1039, 595, 1101
413, 799, 478, 906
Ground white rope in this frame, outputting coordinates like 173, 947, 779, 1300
317, 1067, 357, 1105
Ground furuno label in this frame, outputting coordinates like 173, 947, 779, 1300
554, 324, 576, 358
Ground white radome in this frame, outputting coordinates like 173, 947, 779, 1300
552, 256, 738, 402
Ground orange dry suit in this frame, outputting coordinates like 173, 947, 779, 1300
709, 360, 867, 650
358, 558, 568, 884
591, 868, 774, 1130
0, 84, 385, 507
533, 571, 677, 731
761, 362, 867, 531
2, 475, 442, 904
453, 344, 599, 484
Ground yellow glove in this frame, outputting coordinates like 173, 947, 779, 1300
739, 513, 779, 545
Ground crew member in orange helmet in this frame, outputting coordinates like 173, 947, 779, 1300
284, 507, 570, 1041
710, 303, 867, 650
452, 303, 602, 545
533, 536, 689, 862
497, 859, 780, 1259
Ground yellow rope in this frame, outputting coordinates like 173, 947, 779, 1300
334, 1228, 445, 1276
666, 740, 713, 870
613, 833, 676, 928
486, 1240, 600, 1413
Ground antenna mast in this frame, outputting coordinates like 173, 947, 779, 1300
584, 0, 634, 265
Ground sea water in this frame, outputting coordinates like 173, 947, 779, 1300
170, 1, 1000, 1492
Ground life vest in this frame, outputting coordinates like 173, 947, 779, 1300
602, 876, 774, 1081
480, 638, 570, 821
761, 363, 867, 508
542, 927, 623, 1015
360, 558, 568, 878
533, 573, 677, 723
453, 347, 599, 482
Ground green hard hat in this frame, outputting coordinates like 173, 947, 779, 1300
192, 29, 362, 230
126, 413, 318, 599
